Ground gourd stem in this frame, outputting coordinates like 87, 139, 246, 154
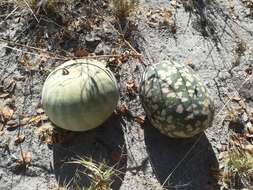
46, 59, 118, 86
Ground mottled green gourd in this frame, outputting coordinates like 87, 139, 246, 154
41, 59, 119, 131
139, 60, 215, 138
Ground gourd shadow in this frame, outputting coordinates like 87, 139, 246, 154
144, 120, 220, 190
53, 114, 126, 189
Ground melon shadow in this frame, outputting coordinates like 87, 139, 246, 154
53, 114, 126, 189
144, 120, 219, 190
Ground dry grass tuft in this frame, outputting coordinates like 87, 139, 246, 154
222, 144, 253, 188
12, 0, 68, 21
54, 179, 72, 190
70, 157, 122, 190
216, 94, 253, 189
110, 0, 139, 22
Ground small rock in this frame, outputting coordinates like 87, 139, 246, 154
85, 32, 101, 51
14, 17, 20, 23
94, 42, 111, 55
6, 120, 17, 126
6, 120, 18, 130
242, 112, 248, 123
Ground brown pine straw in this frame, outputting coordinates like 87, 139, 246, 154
0, 38, 142, 61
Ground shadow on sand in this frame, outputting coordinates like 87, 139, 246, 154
144, 120, 220, 190
53, 114, 126, 189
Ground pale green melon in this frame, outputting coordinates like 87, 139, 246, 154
139, 60, 214, 138
41, 59, 119, 131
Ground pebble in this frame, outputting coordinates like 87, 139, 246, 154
6, 120, 18, 130
85, 31, 101, 50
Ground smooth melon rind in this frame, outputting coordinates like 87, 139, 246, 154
41, 59, 119, 131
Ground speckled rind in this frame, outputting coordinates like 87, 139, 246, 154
139, 60, 214, 138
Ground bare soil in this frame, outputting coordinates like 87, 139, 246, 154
0, 0, 253, 189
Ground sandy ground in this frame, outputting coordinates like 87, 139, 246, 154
0, 0, 253, 189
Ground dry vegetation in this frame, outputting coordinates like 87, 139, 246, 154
215, 95, 253, 189
71, 158, 122, 190
1, 0, 138, 189
1, 0, 253, 189
110, 0, 139, 21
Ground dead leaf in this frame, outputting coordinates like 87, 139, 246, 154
73, 48, 89, 57
229, 134, 242, 146
35, 123, 54, 145
20, 117, 31, 125
249, 116, 253, 124
17, 152, 32, 166
14, 135, 25, 146
243, 144, 253, 154
108, 57, 122, 66
35, 123, 53, 134
1, 106, 14, 121
245, 132, 253, 139
126, 80, 138, 94
5, 80, 16, 94
38, 53, 49, 63
171, 22, 177, 34
36, 108, 44, 114
134, 116, 145, 125
28, 115, 47, 125
19, 115, 46, 127
239, 100, 246, 109
0, 122, 4, 131
231, 96, 241, 101
40, 114, 48, 121
28, 115, 41, 123
162, 10, 173, 25
232, 106, 244, 113
68, 19, 82, 30
20, 54, 30, 68
246, 122, 253, 134
45, 137, 53, 145
117, 104, 129, 114
0, 93, 9, 98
